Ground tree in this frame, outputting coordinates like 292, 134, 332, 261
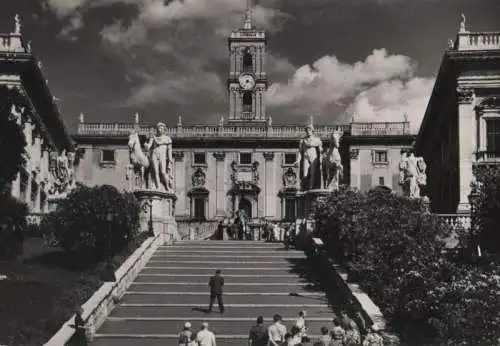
0, 85, 28, 196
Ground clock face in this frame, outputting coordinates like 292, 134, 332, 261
238, 74, 255, 90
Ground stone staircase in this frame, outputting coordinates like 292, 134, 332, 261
90, 240, 349, 345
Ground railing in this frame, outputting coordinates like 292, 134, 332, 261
475, 151, 500, 163
456, 32, 500, 51
0, 33, 26, 53
350, 122, 410, 136
177, 220, 219, 240
230, 30, 266, 39
436, 213, 471, 231
77, 122, 411, 138
27, 212, 44, 225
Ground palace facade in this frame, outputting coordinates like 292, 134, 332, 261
73, 9, 415, 230
0, 18, 74, 220
415, 19, 500, 214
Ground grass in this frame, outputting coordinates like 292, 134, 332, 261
0, 233, 149, 346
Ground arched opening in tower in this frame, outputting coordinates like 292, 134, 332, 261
243, 48, 253, 73
243, 91, 252, 113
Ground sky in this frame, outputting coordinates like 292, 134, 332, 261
0, 0, 499, 134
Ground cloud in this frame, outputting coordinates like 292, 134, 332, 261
265, 49, 434, 128
345, 77, 435, 133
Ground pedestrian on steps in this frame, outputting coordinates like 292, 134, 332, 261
208, 269, 225, 313
196, 322, 217, 346
248, 316, 269, 346
178, 322, 195, 346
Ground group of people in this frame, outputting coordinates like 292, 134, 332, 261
178, 309, 384, 346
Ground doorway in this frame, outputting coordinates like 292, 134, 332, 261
238, 198, 252, 218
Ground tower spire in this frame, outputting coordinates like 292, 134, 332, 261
244, 0, 252, 30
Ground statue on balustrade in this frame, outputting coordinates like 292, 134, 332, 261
128, 122, 173, 192
398, 149, 427, 199
322, 130, 343, 191
298, 124, 323, 190
48, 149, 76, 196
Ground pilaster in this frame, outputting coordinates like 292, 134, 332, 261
263, 152, 275, 217
213, 152, 226, 216
349, 149, 360, 190
457, 87, 475, 213
173, 151, 187, 216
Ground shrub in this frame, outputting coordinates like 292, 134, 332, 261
0, 195, 28, 260
40, 184, 140, 268
470, 165, 500, 256
312, 187, 500, 345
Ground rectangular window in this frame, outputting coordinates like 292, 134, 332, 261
31, 179, 38, 205
194, 198, 205, 220
240, 152, 252, 165
101, 149, 115, 163
373, 150, 388, 164
40, 191, 47, 212
285, 198, 296, 221
284, 153, 297, 165
486, 119, 500, 153
194, 152, 206, 165
379, 176, 385, 186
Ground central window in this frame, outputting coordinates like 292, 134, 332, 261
193, 152, 206, 165
284, 198, 297, 221
486, 119, 500, 153
239, 152, 252, 165
243, 48, 253, 73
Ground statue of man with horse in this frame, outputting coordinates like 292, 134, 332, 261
128, 122, 174, 192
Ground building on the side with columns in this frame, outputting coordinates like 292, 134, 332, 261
415, 16, 500, 214
73, 6, 414, 234
0, 16, 74, 220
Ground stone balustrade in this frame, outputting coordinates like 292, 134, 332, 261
230, 30, 265, 39
27, 212, 44, 225
456, 31, 500, 51
436, 213, 471, 231
475, 150, 500, 163
77, 121, 411, 138
177, 220, 220, 240
0, 33, 27, 53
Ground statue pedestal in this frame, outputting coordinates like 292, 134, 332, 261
134, 189, 178, 244
295, 189, 331, 248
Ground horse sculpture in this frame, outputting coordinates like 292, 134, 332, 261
322, 130, 343, 191
128, 131, 151, 189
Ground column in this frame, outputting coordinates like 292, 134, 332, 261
456, 87, 475, 213
255, 89, 261, 120
349, 149, 360, 190
256, 46, 261, 76
236, 91, 242, 117
173, 151, 186, 216
263, 152, 275, 217
213, 152, 226, 216
230, 47, 236, 77
252, 91, 256, 118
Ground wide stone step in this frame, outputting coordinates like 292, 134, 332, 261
147, 259, 296, 267
134, 274, 303, 284
141, 267, 296, 275
121, 293, 327, 305
150, 254, 304, 261
110, 305, 339, 319
97, 319, 332, 335
91, 336, 323, 346
129, 282, 323, 293
142, 266, 295, 275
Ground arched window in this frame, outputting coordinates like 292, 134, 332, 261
243, 48, 253, 73
243, 91, 252, 112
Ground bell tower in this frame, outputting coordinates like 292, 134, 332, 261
227, 0, 267, 125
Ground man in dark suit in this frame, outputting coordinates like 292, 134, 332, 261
208, 269, 225, 313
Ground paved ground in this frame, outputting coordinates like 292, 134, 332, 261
91, 240, 350, 345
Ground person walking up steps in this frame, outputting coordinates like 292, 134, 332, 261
208, 269, 225, 313
248, 316, 269, 346
196, 322, 217, 346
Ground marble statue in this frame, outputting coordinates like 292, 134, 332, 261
134, 112, 140, 124
48, 149, 76, 196
322, 130, 343, 191
128, 123, 173, 192
399, 149, 427, 199
460, 13, 466, 32
298, 124, 323, 190
79, 113, 84, 123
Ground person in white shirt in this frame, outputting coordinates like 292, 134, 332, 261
295, 310, 307, 339
196, 322, 216, 346
268, 314, 287, 346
